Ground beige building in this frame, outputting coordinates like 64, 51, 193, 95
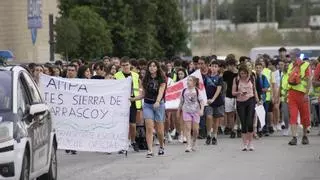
0, 0, 59, 63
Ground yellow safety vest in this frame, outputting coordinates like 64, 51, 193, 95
287, 62, 310, 93
280, 72, 289, 102
263, 68, 272, 101
114, 71, 142, 109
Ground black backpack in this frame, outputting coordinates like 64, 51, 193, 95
135, 125, 148, 150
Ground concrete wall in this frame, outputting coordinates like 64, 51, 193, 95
0, 0, 59, 63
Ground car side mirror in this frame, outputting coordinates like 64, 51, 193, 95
29, 104, 48, 116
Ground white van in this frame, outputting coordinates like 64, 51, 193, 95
249, 46, 320, 61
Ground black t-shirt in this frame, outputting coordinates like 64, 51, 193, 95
91, 75, 105, 79
144, 76, 166, 104
223, 71, 237, 98
204, 74, 224, 107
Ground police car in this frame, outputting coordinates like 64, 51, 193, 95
0, 65, 57, 180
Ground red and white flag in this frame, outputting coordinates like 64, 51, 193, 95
165, 70, 207, 109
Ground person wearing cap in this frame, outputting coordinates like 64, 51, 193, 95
287, 48, 312, 146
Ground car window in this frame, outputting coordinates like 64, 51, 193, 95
17, 79, 29, 116
21, 72, 42, 104
0, 71, 12, 112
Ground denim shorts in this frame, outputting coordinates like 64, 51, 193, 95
205, 105, 224, 118
143, 102, 165, 122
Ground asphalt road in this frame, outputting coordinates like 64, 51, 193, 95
57, 130, 320, 180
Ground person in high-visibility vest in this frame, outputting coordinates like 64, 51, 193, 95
114, 57, 142, 152
312, 59, 320, 135
259, 58, 273, 136
279, 60, 290, 136
287, 48, 312, 146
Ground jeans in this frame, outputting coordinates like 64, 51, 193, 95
237, 98, 256, 133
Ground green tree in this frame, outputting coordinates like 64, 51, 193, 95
69, 6, 112, 59
58, 0, 189, 58
54, 17, 80, 61
153, 0, 189, 57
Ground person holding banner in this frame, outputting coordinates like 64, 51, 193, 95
178, 76, 204, 152
65, 63, 78, 155
114, 57, 142, 152
131, 60, 167, 158
232, 64, 260, 151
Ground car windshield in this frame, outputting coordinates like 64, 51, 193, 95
0, 71, 12, 112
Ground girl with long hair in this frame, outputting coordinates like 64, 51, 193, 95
131, 60, 167, 158
178, 76, 204, 152
232, 65, 260, 151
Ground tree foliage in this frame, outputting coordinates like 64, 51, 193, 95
69, 6, 112, 59
54, 17, 80, 60
56, 0, 189, 59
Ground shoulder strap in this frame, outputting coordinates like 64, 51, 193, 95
181, 88, 186, 104
236, 77, 239, 91
196, 88, 201, 105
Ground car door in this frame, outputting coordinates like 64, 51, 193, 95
20, 72, 51, 172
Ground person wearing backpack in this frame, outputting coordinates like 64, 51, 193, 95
232, 64, 261, 151
287, 48, 312, 146
177, 76, 205, 152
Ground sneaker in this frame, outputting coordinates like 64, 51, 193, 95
288, 137, 297, 146
154, 138, 160, 146
118, 150, 126, 154
170, 129, 176, 137
158, 147, 165, 156
212, 137, 217, 145
146, 151, 154, 158
132, 143, 139, 152
307, 127, 311, 134
65, 150, 70, 154
230, 131, 236, 139
71, 150, 77, 155
205, 136, 211, 145
178, 135, 184, 143
185, 146, 192, 153
282, 129, 289, 136
277, 124, 282, 131
241, 145, 248, 151
302, 136, 309, 145
183, 136, 187, 144
264, 132, 270, 137
248, 144, 254, 151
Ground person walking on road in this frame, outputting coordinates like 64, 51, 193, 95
132, 60, 167, 158
178, 76, 205, 152
114, 57, 143, 152
287, 48, 312, 146
232, 65, 260, 151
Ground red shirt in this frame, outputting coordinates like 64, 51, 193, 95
314, 63, 320, 81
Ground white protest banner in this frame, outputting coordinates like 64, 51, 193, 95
165, 70, 207, 109
39, 75, 131, 153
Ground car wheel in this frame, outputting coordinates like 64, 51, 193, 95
20, 151, 30, 180
38, 144, 57, 180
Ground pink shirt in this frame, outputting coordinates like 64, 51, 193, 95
232, 77, 255, 102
